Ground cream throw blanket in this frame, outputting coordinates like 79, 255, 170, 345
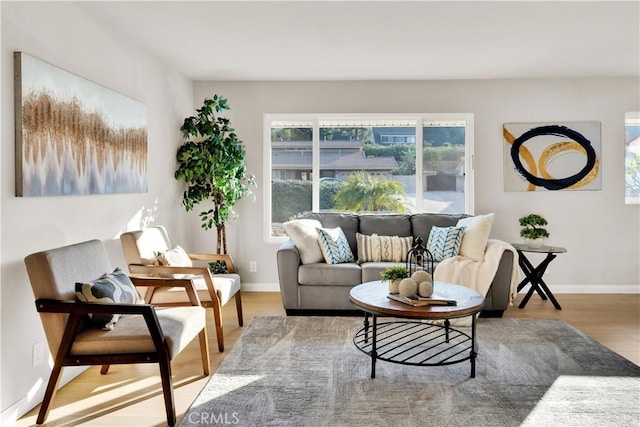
433, 239, 519, 326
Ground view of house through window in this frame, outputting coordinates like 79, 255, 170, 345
267, 115, 472, 238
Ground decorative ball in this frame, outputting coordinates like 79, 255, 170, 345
399, 278, 418, 298
411, 270, 431, 284
418, 281, 433, 298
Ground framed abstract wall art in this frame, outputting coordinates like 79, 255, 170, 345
503, 121, 601, 192
14, 52, 148, 196
625, 112, 640, 204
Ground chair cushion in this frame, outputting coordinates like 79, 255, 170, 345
70, 306, 206, 359
148, 273, 241, 306
75, 268, 145, 330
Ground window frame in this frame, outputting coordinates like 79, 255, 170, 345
264, 113, 474, 243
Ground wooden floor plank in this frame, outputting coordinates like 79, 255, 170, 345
15, 292, 639, 426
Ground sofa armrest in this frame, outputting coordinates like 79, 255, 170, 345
277, 240, 302, 310
484, 249, 515, 311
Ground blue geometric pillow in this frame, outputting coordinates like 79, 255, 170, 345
317, 227, 355, 264
75, 268, 144, 330
427, 226, 466, 262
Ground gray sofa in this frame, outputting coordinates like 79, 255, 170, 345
277, 212, 514, 317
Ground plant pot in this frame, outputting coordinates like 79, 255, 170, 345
388, 279, 401, 294
525, 237, 545, 249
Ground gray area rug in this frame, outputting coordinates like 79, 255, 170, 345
180, 316, 640, 427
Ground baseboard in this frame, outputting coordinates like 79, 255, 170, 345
0, 366, 85, 425
241, 282, 280, 292
243, 283, 640, 294
534, 284, 639, 294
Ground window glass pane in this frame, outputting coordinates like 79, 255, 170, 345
270, 124, 313, 236
422, 120, 466, 213
625, 112, 640, 204
319, 121, 415, 213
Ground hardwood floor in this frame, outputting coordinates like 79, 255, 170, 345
15, 292, 639, 427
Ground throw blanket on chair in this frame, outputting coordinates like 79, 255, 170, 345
434, 239, 519, 326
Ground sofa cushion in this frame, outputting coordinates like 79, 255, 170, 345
361, 261, 405, 283
359, 214, 411, 238
457, 213, 495, 262
427, 225, 466, 261
283, 219, 324, 264
317, 227, 355, 264
356, 233, 413, 263
298, 262, 361, 286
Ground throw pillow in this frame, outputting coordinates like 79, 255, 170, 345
317, 227, 355, 264
75, 268, 145, 330
283, 219, 324, 264
456, 213, 495, 262
426, 225, 466, 262
357, 233, 413, 263
154, 245, 193, 267
356, 232, 381, 263
380, 235, 413, 263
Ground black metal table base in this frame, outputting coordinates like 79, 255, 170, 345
353, 313, 477, 378
516, 251, 562, 310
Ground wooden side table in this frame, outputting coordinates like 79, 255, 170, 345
512, 243, 566, 310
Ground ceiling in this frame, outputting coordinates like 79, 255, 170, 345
80, 1, 640, 81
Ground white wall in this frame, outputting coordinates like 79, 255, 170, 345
192, 79, 640, 292
0, 2, 193, 421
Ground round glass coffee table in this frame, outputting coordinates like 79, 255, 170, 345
349, 280, 485, 378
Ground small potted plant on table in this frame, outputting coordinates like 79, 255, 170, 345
519, 213, 550, 248
380, 265, 410, 294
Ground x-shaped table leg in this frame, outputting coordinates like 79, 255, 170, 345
517, 251, 562, 310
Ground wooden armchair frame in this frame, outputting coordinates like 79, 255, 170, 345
32, 275, 209, 426
121, 227, 243, 352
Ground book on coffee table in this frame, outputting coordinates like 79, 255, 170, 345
387, 293, 457, 307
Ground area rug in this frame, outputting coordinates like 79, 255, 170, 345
180, 316, 640, 427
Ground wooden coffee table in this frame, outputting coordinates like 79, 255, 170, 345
349, 280, 485, 378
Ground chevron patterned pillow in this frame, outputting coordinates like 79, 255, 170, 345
317, 226, 355, 264
427, 225, 466, 262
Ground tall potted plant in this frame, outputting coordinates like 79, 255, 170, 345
175, 95, 255, 254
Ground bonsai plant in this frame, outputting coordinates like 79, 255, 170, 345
380, 265, 410, 294
175, 95, 255, 254
519, 213, 549, 248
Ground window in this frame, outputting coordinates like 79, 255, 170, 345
265, 114, 473, 239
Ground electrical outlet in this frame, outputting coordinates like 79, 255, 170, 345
249, 261, 257, 272
33, 341, 45, 367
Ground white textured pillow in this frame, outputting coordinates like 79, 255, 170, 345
283, 219, 324, 264
456, 213, 495, 262
155, 245, 193, 267
356, 233, 413, 263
